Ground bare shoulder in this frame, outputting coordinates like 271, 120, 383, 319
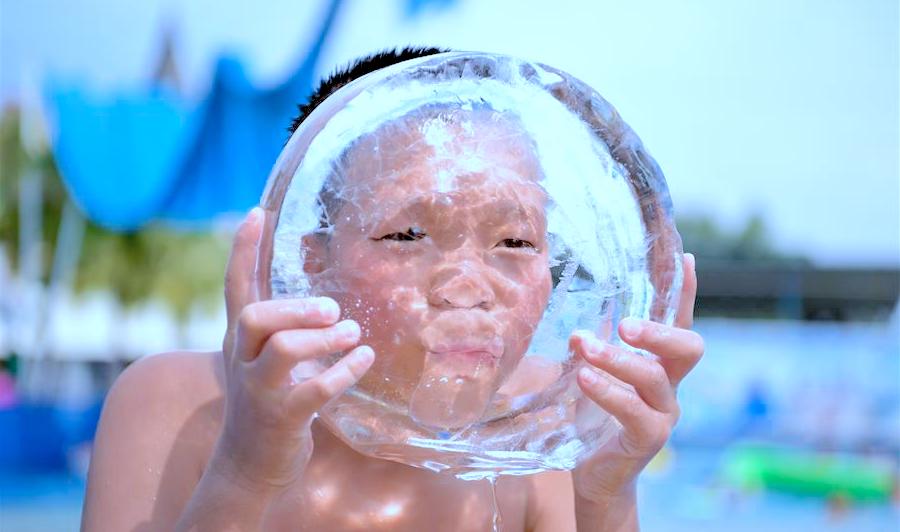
526, 470, 576, 532
107, 350, 223, 414
95, 351, 225, 442
82, 351, 225, 531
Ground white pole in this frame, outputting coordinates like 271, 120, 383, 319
30, 200, 86, 397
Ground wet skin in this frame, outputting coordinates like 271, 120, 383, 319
310, 114, 552, 427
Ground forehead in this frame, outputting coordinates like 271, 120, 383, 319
336, 109, 544, 201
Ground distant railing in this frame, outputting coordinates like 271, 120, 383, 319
695, 261, 900, 321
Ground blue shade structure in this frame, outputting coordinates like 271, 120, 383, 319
45, 0, 343, 231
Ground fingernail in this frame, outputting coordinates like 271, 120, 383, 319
579, 367, 601, 385
335, 319, 360, 340
314, 297, 340, 320
620, 318, 642, 340
585, 337, 606, 357
247, 206, 263, 223
355, 345, 375, 364
685, 252, 696, 269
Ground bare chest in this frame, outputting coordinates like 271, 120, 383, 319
190, 376, 533, 531
261, 450, 529, 531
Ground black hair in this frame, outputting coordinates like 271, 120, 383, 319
288, 46, 450, 138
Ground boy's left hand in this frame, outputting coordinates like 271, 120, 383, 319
570, 253, 704, 503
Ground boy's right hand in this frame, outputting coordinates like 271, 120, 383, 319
213, 207, 375, 493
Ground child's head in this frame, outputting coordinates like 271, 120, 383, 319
306, 104, 552, 428
265, 49, 681, 472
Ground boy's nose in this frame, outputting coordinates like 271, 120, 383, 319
427, 262, 495, 310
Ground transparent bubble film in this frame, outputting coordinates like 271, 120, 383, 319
257, 52, 682, 480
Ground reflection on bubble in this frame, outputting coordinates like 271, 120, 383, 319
261, 52, 681, 479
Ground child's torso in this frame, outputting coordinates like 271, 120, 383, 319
262, 424, 531, 531
181, 352, 535, 531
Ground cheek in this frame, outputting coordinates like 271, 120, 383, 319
327, 252, 434, 404
491, 254, 552, 310
331, 249, 431, 355
343, 267, 424, 334
497, 259, 551, 360
325, 241, 420, 297
528, 264, 553, 319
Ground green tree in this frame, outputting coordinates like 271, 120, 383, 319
1, 107, 229, 347
677, 213, 809, 265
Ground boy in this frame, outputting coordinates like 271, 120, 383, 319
82, 48, 704, 531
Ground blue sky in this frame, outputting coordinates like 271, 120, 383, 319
2, 0, 898, 266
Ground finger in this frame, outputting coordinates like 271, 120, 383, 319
675, 253, 697, 329
225, 207, 264, 331
577, 367, 670, 455
571, 332, 677, 413
234, 298, 341, 362
618, 318, 704, 387
249, 320, 362, 387
284, 345, 375, 421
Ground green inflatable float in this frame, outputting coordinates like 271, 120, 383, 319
724, 443, 897, 502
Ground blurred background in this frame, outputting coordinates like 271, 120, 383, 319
1, 0, 898, 530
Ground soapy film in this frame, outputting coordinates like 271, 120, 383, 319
258, 52, 682, 479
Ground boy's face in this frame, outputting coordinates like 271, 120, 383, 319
310, 113, 552, 429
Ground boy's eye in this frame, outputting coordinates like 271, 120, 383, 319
496, 238, 536, 250
374, 227, 427, 242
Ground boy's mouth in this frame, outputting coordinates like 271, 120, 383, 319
420, 311, 504, 364
410, 312, 506, 429
426, 341, 503, 361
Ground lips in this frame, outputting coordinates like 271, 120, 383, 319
420, 310, 503, 361
411, 310, 504, 429
427, 342, 503, 360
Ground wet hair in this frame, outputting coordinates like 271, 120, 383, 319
288, 46, 449, 138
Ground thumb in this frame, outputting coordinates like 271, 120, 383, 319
224, 207, 264, 334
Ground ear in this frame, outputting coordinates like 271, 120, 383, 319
302, 232, 328, 274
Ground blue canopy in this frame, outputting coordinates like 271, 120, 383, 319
47, 0, 342, 231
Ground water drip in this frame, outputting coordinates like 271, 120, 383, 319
487, 474, 502, 532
